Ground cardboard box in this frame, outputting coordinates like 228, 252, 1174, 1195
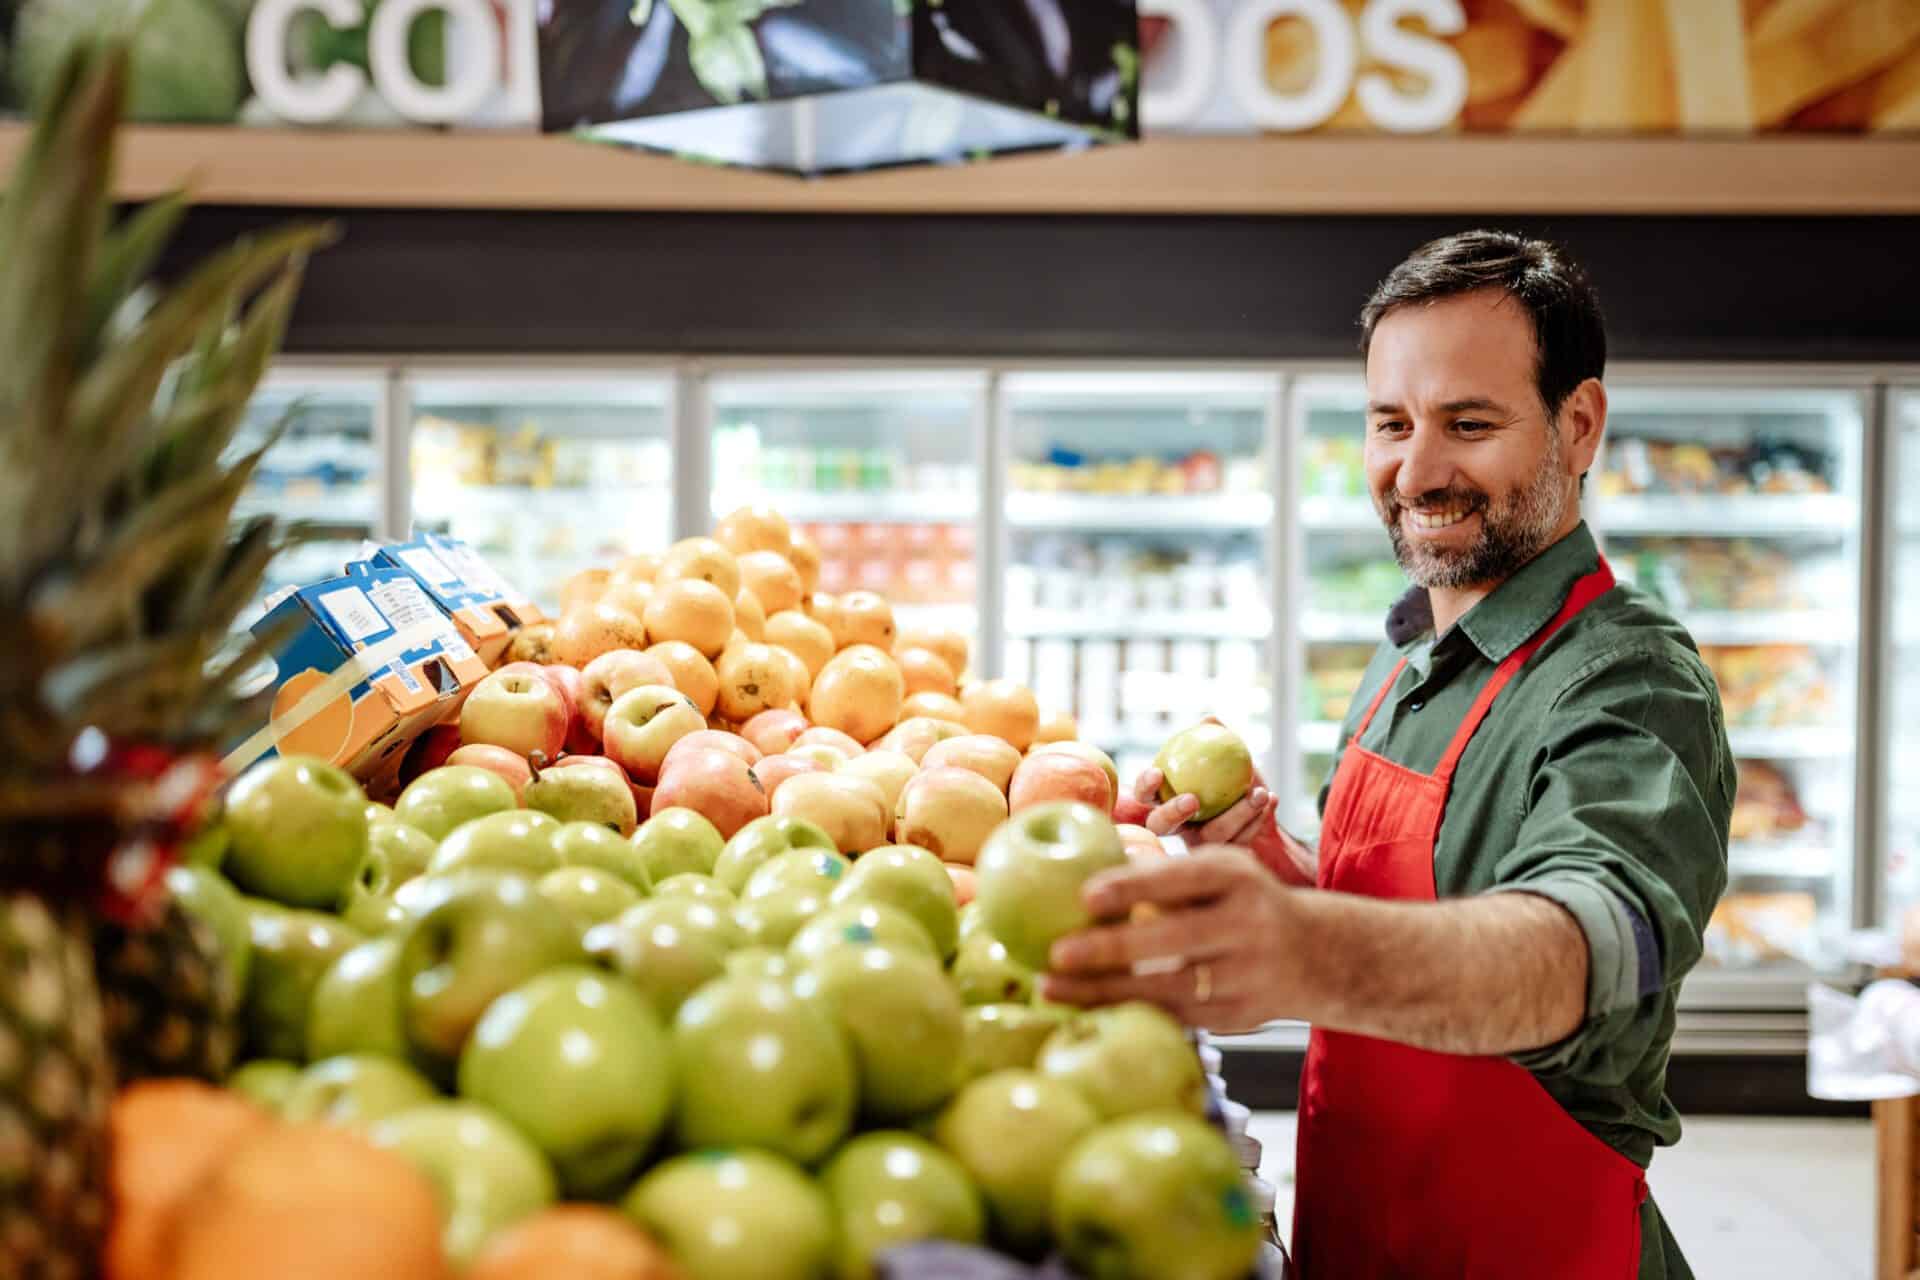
373, 533, 547, 667
223, 561, 491, 797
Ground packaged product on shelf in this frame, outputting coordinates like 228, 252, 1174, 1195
1703, 892, 1818, 968
1700, 645, 1836, 727
1306, 646, 1374, 725
1597, 435, 1835, 498
1729, 761, 1811, 844
1303, 434, 1366, 498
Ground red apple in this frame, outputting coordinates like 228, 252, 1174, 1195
894, 766, 1008, 865
1116, 823, 1170, 865
653, 748, 768, 841
741, 709, 809, 757
662, 730, 763, 777
788, 743, 852, 770
873, 717, 968, 764
460, 668, 570, 761
495, 660, 572, 710
1009, 751, 1115, 815
580, 649, 676, 744
541, 664, 595, 754
770, 772, 889, 855
601, 685, 707, 785
921, 735, 1023, 794
792, 726, 864, 758
447, 744, 534, 800
399, 723, 463, 788
753, 753, 828, 799
945, 863, 977, 906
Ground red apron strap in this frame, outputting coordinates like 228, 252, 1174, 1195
1434, 559, 1616, 784
1351, 657, 1409, 739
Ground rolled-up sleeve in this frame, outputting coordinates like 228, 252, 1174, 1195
1486, 644, 1734, 1081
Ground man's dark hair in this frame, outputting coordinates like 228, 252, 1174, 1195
1358, 230, 1607, 422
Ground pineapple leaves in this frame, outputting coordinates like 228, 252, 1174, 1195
84, 190, 190, 355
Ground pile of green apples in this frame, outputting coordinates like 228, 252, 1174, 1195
171, 752, 1265, 1280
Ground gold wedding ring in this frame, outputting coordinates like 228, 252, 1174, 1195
1193, 963, 1214, 1004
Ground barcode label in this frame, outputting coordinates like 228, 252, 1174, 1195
317, 587, 387, 643
399, 546, 461, 587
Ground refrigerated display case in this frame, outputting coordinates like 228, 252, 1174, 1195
406, 373, 675, 613
1886, 388, 1920, 935
709, 371, 985, 656
1000, 372, 1277, 786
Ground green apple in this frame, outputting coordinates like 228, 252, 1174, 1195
630, 807, 724, 885
933, 1069, 1099, 1257
396, 874, 585, 1073
536, 867, 642, 929
370, 1101, 558, 1267
180, 819, 230, 870
457, 966, 671, 1198
365, 801, 396, 827
165, 865, 252, 997
1154, 723, 1255, 822
226, 1058, 300, 1112
554, 820, 654, 893
830, 843, 960, 960
713, 814, 839, 895
342, 891, 410, 935
958, 902, 984, 942
821, 1131, 985, 1279
242, 904, 364, 1061
1037, 1002, 1207, 1120
283, 1054, 438, 1130
583, 898, 737, 1020
394, 765, 518, 842
624, 1149, 832, 1280
725, 946, 795, 981
960, 1004, 1068, 1082
973, 802, 1126, 972
1052, 1112, 1261, 1280
949, 931, 1035, 1006
795, 945, 962, 1122
733, 890, 829, 950
788, 901, 936, 964
222, 756, 369, 910
669, 974, 855, 1163
523, 762, 638, 837
652, 873, 737, 907
369, 818, 438, 887
428, 809, 563, 877
745, 847, 853, 901
306, 936, 409, 1061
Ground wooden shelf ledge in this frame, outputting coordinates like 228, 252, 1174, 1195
3, 125, 1918, 215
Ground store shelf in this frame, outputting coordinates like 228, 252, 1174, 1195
415, 484, 672, 518
235, 495, 377, 526
1594, 493, 1856, 536
712, 490, 975, 524
1680, 611, 1857, 646
1005, 609, 1273, 639
1727, 842, 1839, 880
1006, 492, 1271, 531
1299, 722, 1343, 755
1299, 496, 1382, 532
1728, 727, 1853, 760
1302, 612, 1387, 644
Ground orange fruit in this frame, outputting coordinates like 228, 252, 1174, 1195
553, 602, 650, 668
1033, 709, 1078, 744
715, 642, 797, 723
807, 644, 904, 745
106, 1081, 274, 1280
836, 591, 896, 651
787, 535, 822, 595
733, 587, 767, 641
647, 641, 720, 717
764, 610, 836, 681
466, 1206, 681, 1280
803, 592, 844, 642
714, 504, 793, 557
896, 647, 957, 698
600, 580, 654, 621
658, 537, 741, 600
644, 579, 735, 660
558, 568, 611, 611
737, 550, 803, 616
769, 646, 813, 712
165, 1122, 447, 1280
899, 628, 969, 682
960, 679, 1041, 751
609, 553, 662, 587
504, 623, 556, 665
902, 690, 967, 723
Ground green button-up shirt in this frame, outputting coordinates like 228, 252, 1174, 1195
1317, 521, 1734, 1280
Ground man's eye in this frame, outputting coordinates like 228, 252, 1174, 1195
1454, 419, 1490, 433
1372, 420, 1407, 435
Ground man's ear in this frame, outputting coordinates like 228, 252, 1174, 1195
1559, 377, 1607, 479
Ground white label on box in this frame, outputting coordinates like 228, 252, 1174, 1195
318, 586, 387, 643
367, 578, 476, 665
399, 546, 463, 588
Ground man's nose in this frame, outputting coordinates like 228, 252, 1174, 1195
1394, 421, 1455, 499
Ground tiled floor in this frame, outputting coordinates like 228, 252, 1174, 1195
1246, 1112, 1873, 1277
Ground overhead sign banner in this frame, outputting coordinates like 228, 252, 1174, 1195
0, 0, 1915, 135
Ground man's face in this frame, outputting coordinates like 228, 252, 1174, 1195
1363, 289, 1581, 592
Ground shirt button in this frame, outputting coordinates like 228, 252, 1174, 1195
1409, 699, 1425, 712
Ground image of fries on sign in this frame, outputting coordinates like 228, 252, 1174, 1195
1136, 0, 1920, 135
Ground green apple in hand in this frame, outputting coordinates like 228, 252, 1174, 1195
457, 966, 672, 1198
536, 867, 642, 929
222, 756, 370, 910
242, 904, 364, 1060
429, 810, 563, 877
830, 843, 960, 960
950, 930, 1035, 1006
822, 1131, 985, 1279
1037, 1002, 1207, 1120
933, 1069, 1099, 1257
1154, 722, 1255, 821
787, 900, 936, 964
1052, 1112, 1261, 1280
584, 897, 740, 1021
282, 1054, 439, 1130
630, 807, 725, 885
624, 1149, 833, 1280
370, 1101, 557, 1267
670, 974, 855, 1164
713, 814, 838, 895
166, 865, 253, 996
959, 1003, 1068, 1083
394, 765, 518, 842
397, 875, 584, 1073
651, 873, 737, 907
973, 802, 1126, 972
553, 820, 654, 892
306, 936, 410, 1061
226, 1058, 301, 1112
796, 944, 963, 1122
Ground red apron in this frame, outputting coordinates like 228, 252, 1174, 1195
1290, 561, 1647, 1279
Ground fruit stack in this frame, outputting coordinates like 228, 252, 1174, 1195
114, 505, 1278, 1280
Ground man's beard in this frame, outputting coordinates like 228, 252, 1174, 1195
1378, 429, 1571, 591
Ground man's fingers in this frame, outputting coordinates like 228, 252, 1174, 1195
1192, 787, 1270, 845
1131, 767, 1166, 805
1081, 849, 1255, 921
1049, 906, 1230, 976
1145, 794, 1200, 836
1040, 958, 1256, 1025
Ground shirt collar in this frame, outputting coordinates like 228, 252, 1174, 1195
1383, 522, 1602, 664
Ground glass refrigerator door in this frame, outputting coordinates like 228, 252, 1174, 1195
407, 375, 674, 612
1593, 384, 1866, 978
1291, 376, 1400, 839
710, 372, 984, 649
231, 372, 384, 631
1886, 389, 1920, 934
1001, 373, 1275, 787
